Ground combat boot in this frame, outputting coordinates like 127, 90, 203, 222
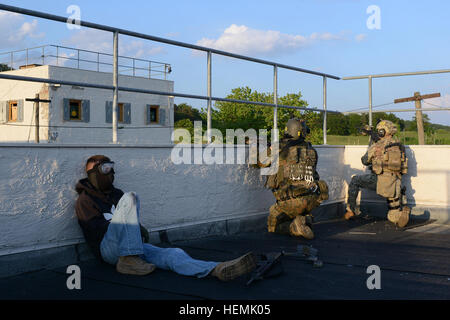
289, 216, 314, 239
116, 255, 156, 276
397, 206, 411, 228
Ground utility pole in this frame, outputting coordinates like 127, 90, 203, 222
394, 92, 440, 145
25, 94, 51, 143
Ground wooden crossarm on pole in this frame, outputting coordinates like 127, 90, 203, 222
394, 93, 440, 103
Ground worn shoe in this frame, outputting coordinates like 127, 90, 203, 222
211, 252, 257, 281
116, 255, 156, 276
397, 206, 411, 228
289, 216, 314, 239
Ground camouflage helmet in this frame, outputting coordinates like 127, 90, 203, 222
285, 118, 310, 140
376, 120, 397, 137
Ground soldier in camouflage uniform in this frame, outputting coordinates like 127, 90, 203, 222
344, 120, 411, 227
258, 118, 329, 239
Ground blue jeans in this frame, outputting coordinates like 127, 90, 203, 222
100, 192, 218, 278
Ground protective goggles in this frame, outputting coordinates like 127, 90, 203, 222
98, 161, 115, 174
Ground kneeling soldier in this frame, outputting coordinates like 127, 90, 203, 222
257, 118, 328, 239
345, 120, 411, 227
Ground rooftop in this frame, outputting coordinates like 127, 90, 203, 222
1, 216, 449, 301
0, 44, 171, 80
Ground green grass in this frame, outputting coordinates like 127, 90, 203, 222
326, 135, 370, 145
327, 130, 450, 145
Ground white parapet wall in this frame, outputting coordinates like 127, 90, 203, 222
0, 144, 448, 259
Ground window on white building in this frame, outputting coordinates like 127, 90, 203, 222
63, 98, 90, 122
69, 100, 82, 120
149, 105, 159, 124
8, 101, 18, 122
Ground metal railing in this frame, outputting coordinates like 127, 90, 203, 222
0, 44, 171, 80
0, 4, 342, 144
342, 70, 450, 125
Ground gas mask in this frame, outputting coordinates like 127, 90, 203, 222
87, 161, 115, 193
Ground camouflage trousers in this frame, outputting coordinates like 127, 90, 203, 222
268, 194, 321, 234
347, 173, 377, 213
347, 173, 404, 224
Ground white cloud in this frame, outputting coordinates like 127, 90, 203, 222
65, 29, 165, 58
196, 24, 349, 56
0, 12, 45, 50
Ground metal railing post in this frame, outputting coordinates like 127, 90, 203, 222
368, 76, 373, 126
97, 52, 100, 72
323, 76, 327, 145
207, 51, 212, 143
273, 65, 278, 141
42, 46, 44, 65
112, 31, 119, 144
56, 46, 59, 66
10, 52, 13, 70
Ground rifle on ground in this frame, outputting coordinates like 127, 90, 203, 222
246, 245, 323, 286
246, 252, 283, 286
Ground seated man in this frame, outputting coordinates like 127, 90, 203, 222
75, 155, 256, 280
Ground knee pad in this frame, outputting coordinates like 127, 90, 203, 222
268, 205, 289, 232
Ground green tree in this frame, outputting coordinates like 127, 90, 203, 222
174, 103, 203, 122
209, 86, 319, 142
347, 114, 364, 135
327, 114, 349, 135
411, 113, 433, 133
174, 118, 195, 143
0, 64, 12, 71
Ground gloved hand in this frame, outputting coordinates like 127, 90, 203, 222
309, 182, 320, 195
140, 224, 150, 243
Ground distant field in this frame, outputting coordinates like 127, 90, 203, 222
327, 130, 450, 145
326, 135, 370, 145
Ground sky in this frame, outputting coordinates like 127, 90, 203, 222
1, 0, 449, 125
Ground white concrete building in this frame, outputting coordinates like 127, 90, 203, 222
0, 46, 174, 144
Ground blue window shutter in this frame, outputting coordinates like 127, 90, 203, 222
82, 100, 90, 122
17, 99, 24, 122
105, 101, 112, 123
159, 107, 166, 126
146, 104, 151, 124
0, 101, 7, 123
124, 103, 131, 124
63, 98, 70, 121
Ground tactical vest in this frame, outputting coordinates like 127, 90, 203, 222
270, 141, 318, 191
371, 139, 408, 175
